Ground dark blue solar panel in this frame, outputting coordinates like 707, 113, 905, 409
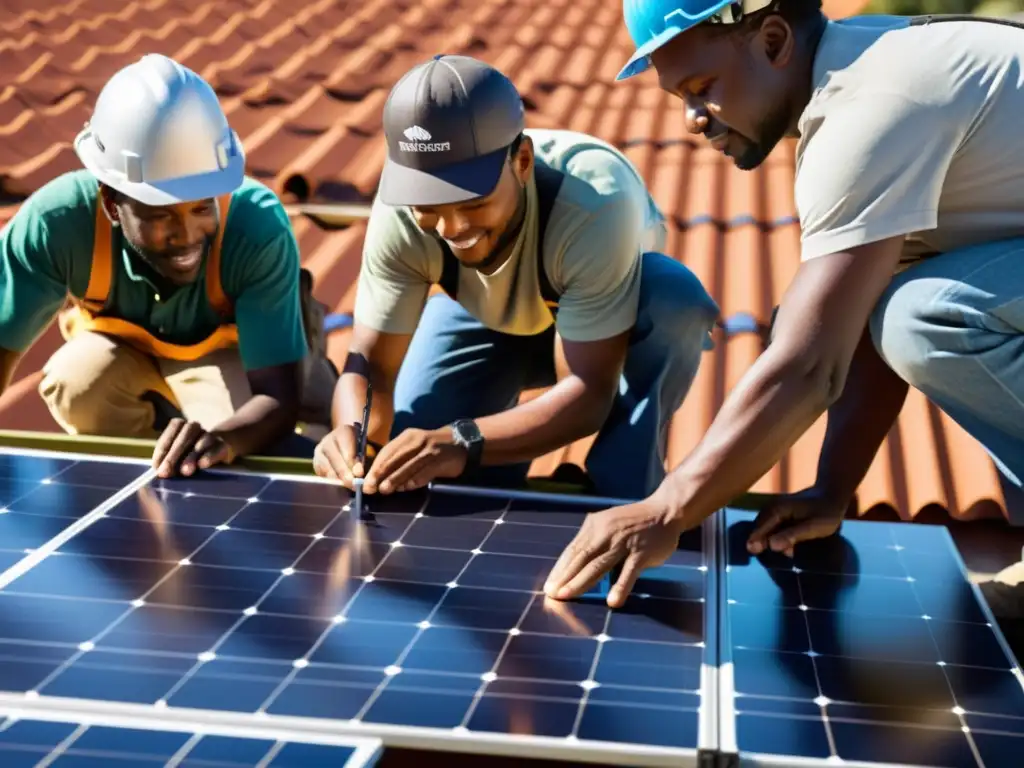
721, 507, 1024, 768
0, 467, 712, 762
0, 452, 146, 560
0, 715, 380, 766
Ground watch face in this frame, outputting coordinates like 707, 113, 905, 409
454, 420, 482, 443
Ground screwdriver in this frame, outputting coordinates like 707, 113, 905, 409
353, 381, 373, 521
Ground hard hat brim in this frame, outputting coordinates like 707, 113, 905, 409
74, 129, 246, 207
616, 0, 737, 81
377, 145, 508, 207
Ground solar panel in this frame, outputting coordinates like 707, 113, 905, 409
0, 452, 146, 560
0, 452, 151, 599
0, 447, 718, 767
5, 446, 1023, 767
717, 507, 1024, 768
0, 712, 382, 766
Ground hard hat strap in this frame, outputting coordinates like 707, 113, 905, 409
706, 0, 778, 25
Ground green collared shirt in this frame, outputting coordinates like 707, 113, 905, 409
0, 170, 308, 371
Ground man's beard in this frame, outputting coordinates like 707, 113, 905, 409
732, 107, 792, 171
125, 236, 210, 282
464, 186, 528, 273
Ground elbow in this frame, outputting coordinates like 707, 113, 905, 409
794, 357, 847, 412
580, 407, 610, 438
818, 365, 847, 410
281, 396, 302, 425
276, 375, 304, 426
578, 380, 619, 436
774, 347, 848, 413
270, 393, 301, 436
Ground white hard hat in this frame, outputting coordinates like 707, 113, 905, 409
74, 54, 245, 206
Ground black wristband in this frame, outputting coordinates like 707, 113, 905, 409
451, 419, 484, 478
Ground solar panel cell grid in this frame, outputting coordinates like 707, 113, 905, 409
720, 508, 1024, 768
0, 715, 382, 766
0, 450, 714, 766
4, 448, 1023, 768
0, 454, 145, 558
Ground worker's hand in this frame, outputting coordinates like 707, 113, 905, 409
363, 427, 467, 495
313, 424, 376, 489
152, 418, 235, 479
543, 496, 684, 609
745, 487, 851, 557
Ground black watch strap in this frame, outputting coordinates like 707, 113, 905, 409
451, 419, 484, 477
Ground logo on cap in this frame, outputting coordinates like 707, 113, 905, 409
398, 124, 450, 153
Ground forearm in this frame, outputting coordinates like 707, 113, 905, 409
0, 348, 18, 396
211, 393, 298, 457
475, 379, 612, 466
815, 328, 908, 501
663, 351, 834, 527
333, 370, 395, 448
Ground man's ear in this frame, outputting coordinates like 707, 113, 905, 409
514, 135, 534, 184
97, 184, 121, 225
758, 15, 796, 68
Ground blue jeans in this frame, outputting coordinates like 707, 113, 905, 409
391, 252, 719, 499
869, 238, 1024, 520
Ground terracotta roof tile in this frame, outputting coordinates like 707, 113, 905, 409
2, 0, 1011, 522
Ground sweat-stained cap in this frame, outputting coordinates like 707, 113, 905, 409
378, 54, 525, 207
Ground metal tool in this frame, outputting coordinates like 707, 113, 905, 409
353, 382, 373, 521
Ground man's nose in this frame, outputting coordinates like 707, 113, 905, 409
436, 212, 471, 240
684, 101, 710, 135
169, 217, 210, 248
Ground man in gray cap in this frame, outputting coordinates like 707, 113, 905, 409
313, 54, 719, 499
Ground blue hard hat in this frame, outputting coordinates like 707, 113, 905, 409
618, 0, 772, 81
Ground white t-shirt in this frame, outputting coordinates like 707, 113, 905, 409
795, 16, 1024, 267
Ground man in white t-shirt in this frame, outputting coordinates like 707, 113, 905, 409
312, 54, 719, 500
543, 2, 1024, 611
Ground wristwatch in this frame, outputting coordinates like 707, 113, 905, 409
450, 419, 484, 477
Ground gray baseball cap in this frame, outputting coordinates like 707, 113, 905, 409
378, 55, 525, 207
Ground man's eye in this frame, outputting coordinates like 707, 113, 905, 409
690, 82, 711, 98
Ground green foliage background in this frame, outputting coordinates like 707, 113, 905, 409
863, 0, 1023, 18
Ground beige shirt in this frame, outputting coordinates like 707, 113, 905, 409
354, 128, 667, 342
795, 17, 1024, 267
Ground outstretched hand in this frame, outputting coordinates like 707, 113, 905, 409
543, 497, 683, 609
745, 487, 850, 557
362, 428, 467, 494
152, 418, 235, 478
313, 424, 374, 489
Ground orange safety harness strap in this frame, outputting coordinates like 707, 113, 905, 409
205, 194, 233, 318
79, 201, 113, 312
62, 192, 239, 362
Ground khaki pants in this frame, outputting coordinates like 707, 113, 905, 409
41, 269, 339, 441
39, 331, 253, 438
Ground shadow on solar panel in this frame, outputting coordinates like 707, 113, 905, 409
718, 508, 1024, 768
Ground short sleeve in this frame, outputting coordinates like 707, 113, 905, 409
553, 196, 643, 343
0, 205, 69, 353
230, 229, 308, 371
353, 198, 433, 335
796, 91, 968, 262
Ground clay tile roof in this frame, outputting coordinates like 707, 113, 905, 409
1, 0, 1014, 522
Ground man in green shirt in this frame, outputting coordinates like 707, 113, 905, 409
0, 54, 329, 477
